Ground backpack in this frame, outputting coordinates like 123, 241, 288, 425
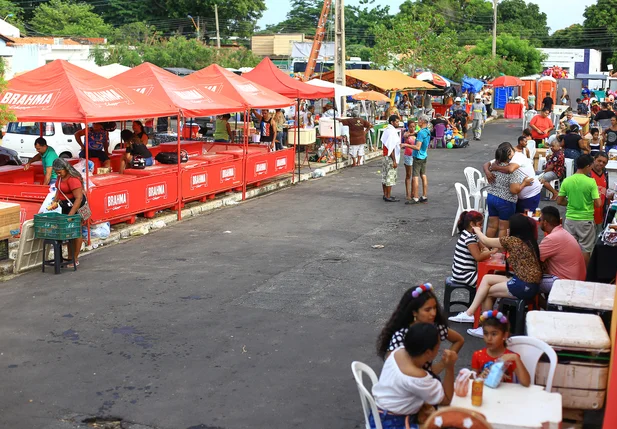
155, 149, 189, 164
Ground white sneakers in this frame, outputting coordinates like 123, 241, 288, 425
467, 327, 484, 338
448, 312, 475, 323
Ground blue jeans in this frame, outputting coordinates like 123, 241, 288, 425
144, 157, 154, 166
369, 411, 419, 429
564, 148, 581, 162
487, 194, 516, 221
507, 275, 539, 300
276, 131, 284, 150
516, 192, 541, 213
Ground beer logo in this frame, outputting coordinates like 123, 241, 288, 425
130, 85, 155, 96
255, 161, 267, 175
146, 182, 167, 202
81, 86, 133, 107
275, 157, 287, 170
105, 191, 129, 212
1, 89, 61, 110
172, 87, 214, 104
221, 167, 235, 182
190, 172, 207, 190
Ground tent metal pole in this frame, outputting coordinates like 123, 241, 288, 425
334, 107, 338, 170
85, 122, 91, 246
242, 108, 248, 200
296, 98, 300, 183
177, 113, 182, 221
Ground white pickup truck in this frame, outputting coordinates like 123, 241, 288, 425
2, 122, 122, 163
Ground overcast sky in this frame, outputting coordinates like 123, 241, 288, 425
257, 0, 597, 35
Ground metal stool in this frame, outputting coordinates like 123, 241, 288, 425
42, 239, 76, 274
444, 276, 476, 316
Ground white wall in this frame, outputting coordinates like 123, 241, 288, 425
9, 43, 97, 79
0, 19, 20, 38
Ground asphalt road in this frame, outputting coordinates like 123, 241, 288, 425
0, 120, 526, 429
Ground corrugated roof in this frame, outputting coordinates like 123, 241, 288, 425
9, 37, 81, 46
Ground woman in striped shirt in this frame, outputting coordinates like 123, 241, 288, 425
451, 211, 496, 286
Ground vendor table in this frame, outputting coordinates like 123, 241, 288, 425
450, 382, 562, 429
474, 253, 506, 328
504, 102, 524, 119
586, 237, 617, 283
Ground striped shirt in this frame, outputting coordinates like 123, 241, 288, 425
452, 230, 479, 286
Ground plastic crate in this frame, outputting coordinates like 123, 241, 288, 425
33, 213, 82, 240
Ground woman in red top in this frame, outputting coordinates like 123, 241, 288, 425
48, 158, 86, 266
591, 152, 614, 235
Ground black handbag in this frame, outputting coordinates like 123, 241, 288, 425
155, 149, 189, 164
131, 155, 146, 169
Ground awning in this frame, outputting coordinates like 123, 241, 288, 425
307, 78, 361, 112
185, 63, 293, 109
576, 74, 609, 80
321, 69, 435, 91
1, 59, 178, 122
112, 62, 245, 117
243, 58, 334, 99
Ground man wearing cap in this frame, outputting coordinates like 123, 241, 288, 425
322, 102, 336, 118
471, 95, 487, 140
449, 97, 465, 117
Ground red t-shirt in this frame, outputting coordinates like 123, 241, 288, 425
472, 348, 518, 383
529, 115, 553, 140
591, 168, 607, 225
56, 177, 82, 201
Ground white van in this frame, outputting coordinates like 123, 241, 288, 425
2, 122, 122, 162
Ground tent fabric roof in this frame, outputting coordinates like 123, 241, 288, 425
186, 64, 293, 109
243, 58, 334, 99
342, 70, 435, 91
306, 79, 362, 97
112, 62, 245, 117
1, 59, 178, 122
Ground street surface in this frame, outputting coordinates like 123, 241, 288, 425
1, 120, 526, 429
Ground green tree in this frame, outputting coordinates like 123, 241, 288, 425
30, 0, 113, 37
545, 24, 586, 48
472, 33, 545, 75
0, 0, 25, 33
582, 0, 617, 63
497, 0, 548, 46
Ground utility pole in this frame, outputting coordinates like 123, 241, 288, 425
334, 0, 345, 87
215, 5, 221, 48
492, 0, 498, 57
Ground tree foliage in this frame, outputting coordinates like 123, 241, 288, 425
472, 33, 545, 76
30, 0, 113, 37
93, 36, 262, 70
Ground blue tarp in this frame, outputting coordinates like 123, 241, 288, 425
462, 77, 484, 94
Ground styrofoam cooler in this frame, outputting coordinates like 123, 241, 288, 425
287, 128, 316, 145
527, 311, 611, 410
318, 118, 342, 137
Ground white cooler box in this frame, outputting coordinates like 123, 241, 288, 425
318, 118, 342, 137
527, 311, 611, 410
287, 128, 316, 146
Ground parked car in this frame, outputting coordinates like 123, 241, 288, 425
0, 146, 21, 166
2, 122, 122, 162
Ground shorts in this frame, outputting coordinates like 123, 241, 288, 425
563, 219, 596, 253
349, 145, 365, 157
539, 171, 559, 182
403, 154, 414, 166
516, 192, 541, 213
381, 156, 397, 186
564, 148, 581, 162
80, 149, 109, 162
412, 158, 426, 177
487, 194, 516, 221
540, 274, 558, 295
507, 275, 539, 300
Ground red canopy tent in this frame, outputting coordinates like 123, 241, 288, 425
111, 62, 245, 118
244, 58, 336, 178
243, 57, 334, 99
186, 64, 293, 109
0, 60, 183, 238
186, 64, 294, 196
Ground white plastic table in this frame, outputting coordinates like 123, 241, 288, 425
450, 382, 562, 429
548, 279, 615, 312
606, 160, 617, 190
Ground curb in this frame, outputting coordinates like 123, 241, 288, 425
2, 149, 383, 279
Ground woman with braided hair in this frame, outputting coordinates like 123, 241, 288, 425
47, 158, 87, 266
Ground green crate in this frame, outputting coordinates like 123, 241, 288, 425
33, 212, 82, 240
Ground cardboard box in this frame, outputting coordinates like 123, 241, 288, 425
287, 128, 316, 146
318, 118, 342, 137
0, 202, 21, 240
536, 361, 608, 409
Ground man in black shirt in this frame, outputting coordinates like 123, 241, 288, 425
542, 92, 554, 112
594, 102, 616, 121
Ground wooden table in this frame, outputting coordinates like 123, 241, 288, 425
450, 381, 562, 429
474, 253, 506, 328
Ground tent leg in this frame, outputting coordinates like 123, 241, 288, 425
296, 98, 300, 183
177, 113, 182, 221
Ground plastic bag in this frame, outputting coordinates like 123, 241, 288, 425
38, 184, 61, 214
454, 368, 476, 397
90, 222, 110, 239
74, 159, 96, 190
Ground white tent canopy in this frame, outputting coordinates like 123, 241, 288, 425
307, 79, 362, 113
89, 63, 131, 78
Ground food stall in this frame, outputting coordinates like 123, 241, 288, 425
186, 63, 297, 192
491, 75, 525, 119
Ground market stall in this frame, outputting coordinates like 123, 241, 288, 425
243, 58, 335, 178
0, 60, 180, 234
185, 63, 296, 191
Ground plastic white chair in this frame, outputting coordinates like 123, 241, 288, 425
523, 109, 537, 130
351, 361, 382, 429
565, 157, 575, 177
463, 167, 484, 211
453, 182, 477, 236
509, 336, 558, 392
526, 141, 536, 161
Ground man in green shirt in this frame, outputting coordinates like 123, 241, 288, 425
557, 154, 602, 261
23, 137, 59, 186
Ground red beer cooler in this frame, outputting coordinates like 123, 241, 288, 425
217, 147, 295, 185
0, 165, 35, 184
158, 141, 205, 157
180, 158, 244, 203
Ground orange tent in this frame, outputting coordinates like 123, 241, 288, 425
1, 60, 178, 121
243, 58, 334, 99
185, 64, 293, 109
111, 62, 245, 117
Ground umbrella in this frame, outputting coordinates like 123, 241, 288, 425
491, 75, 524, 87
416, 71, 449, 88
352, 90, 391, 102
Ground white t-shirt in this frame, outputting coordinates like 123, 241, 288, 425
511, 151, 542, 199
372, 351, 444, 415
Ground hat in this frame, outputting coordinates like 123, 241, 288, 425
455, 97, 462, 102
475, 95, 481, 100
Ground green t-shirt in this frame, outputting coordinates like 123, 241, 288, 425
41, 146, 59, 180
558, 173, 600, 221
